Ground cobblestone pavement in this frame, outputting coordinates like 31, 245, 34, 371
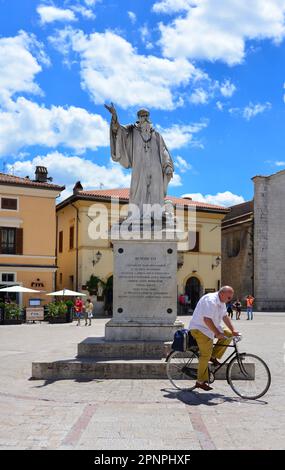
0, 313, 284, 450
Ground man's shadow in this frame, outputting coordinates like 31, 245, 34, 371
161, 387, 268, 406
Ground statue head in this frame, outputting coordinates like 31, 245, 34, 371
137, 108, 150, 123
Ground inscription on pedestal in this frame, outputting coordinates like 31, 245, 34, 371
113, 240, 177, 324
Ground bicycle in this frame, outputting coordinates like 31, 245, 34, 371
166, 334, 271, 400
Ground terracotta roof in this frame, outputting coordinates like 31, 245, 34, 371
58, 188, 228, 213
0, 172, 65, 191
223, 200, 253, 223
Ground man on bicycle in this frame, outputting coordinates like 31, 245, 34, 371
189, 286, 239, 391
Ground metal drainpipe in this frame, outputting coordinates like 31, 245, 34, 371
71, 203, 79, 291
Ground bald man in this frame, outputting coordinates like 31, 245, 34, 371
189, 286, 239, 391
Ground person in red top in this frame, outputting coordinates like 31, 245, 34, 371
74, 297, 84, 326
246, 295, 255, 320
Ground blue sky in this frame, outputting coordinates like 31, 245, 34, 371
1, 0, 285, 205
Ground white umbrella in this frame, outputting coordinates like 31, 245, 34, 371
46, 289, 86, 297
0, 285, 43, 293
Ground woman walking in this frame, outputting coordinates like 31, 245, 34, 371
85, 298, 94, 326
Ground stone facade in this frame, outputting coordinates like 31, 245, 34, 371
222, 201, 254, 302
222, 169, 285, 311
253, 170, 285, 310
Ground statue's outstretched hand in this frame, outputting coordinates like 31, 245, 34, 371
104, 102, 117, 118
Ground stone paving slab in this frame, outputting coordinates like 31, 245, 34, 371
0, 315, 285, 449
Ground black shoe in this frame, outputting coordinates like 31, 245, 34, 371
195, 381, 213, 391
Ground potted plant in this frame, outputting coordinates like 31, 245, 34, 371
86, 275, 106, 296
0, 302, 23, 325
47, 301, 68, 323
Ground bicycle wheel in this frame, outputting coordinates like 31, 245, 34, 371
166, 349, 199, 391
227, 353, 271, 399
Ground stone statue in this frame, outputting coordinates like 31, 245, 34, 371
105, 103, 174, 217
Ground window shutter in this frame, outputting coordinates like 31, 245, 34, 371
15, 228, 23, 255
59, 231, 63, 253
0, 228, 2, 254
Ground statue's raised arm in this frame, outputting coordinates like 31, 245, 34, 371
104, 102, 119, 132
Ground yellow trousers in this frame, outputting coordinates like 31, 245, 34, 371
190, 328, 232, 382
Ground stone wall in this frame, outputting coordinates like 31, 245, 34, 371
222, 222, 253, 303
253, 171, 285, 310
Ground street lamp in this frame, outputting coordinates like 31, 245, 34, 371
212, 256, 221, 270
92, 251, 102, 267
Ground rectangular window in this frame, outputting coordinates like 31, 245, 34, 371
1, 273, 15, 283
1, 198, 18, 211
59, 273, 63, 284
189, 231, 200, 252
0, 228, 16, 254
69, 226, 74, 250
59, 231, 63, 253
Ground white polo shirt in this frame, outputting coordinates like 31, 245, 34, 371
189, 292, 227, 339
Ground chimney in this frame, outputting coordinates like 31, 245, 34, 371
73, 181, 83, 194
35, 166, 48, 183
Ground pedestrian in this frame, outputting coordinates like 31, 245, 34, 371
233, 298, 242, 320
226, 301, 234, 319
246, 295, 255, 320
189, 286, 239, 391
85, 298, 94, 326
74, 296, 83, 326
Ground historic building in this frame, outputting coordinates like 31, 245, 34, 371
56, 184, 228, 314
221, 200, 254, 301
0, 167, 64, 306
222, 169, 285, 311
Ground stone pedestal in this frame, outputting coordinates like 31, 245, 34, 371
105, 239, 183, 341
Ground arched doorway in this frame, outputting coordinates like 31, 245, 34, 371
185, 277, 201, 310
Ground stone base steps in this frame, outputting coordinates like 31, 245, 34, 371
31, 358, 254, 381
77, 338, 173, 359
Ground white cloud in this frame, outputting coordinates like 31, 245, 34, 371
182, 191, 245, 207
0, 97, 109, 156
37, 5, 77, 24
128, 11, 137, 24
175, 156, 192, 173
49, 28, 204, 110
169, 173, 182, 187
158, 121, 208, 150
156, 0, 285, 65
216, 101, 224, 111
243, 102, 271, 120
220, 79, 236, 97
275, 161, 285, 166
83, 0, 98, 5
0, 31, 48, 104
71, 5, 96, 20
189, 88, 209, 105
7, 152, 132, 200
152, 0, 191, 14
230, 101, 271, 120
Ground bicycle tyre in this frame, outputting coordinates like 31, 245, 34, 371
166, 349, 199, 391
227, 353, 271, 400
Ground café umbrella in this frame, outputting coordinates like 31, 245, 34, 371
0, 285, 43, 293
46, 289, 86, 297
